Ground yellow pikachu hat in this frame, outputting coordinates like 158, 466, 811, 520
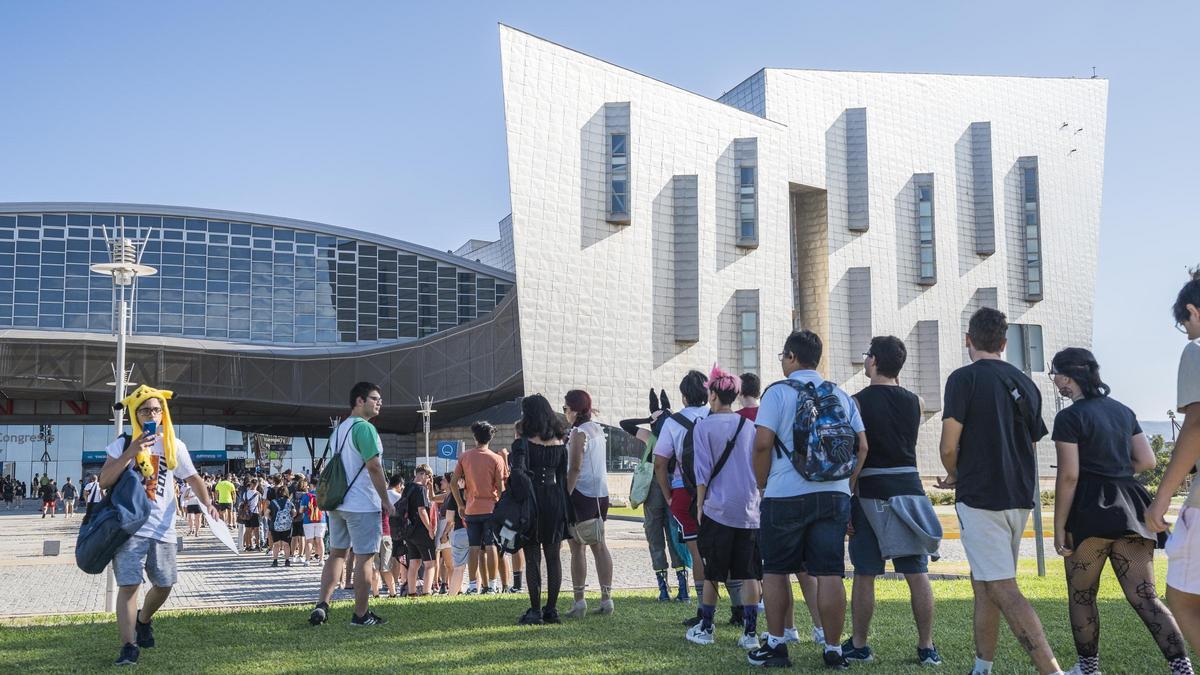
118, 384, 179, 476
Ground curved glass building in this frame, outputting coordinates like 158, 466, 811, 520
0, 204, 512, 345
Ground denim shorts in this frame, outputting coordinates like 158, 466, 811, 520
465, 514, 495, 547
848, 497, 928, 576
758, 492, 849, 576
113, 535, 177, 588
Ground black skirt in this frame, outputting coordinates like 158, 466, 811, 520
1066, 474, 1167, 548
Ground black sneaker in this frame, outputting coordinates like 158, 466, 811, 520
272, 559, 279, 568
841, 639, 873, 662
541, 606, 561, 624
308, 602, 328, 626
284, 559, 291, 568
114, 643, 139, 666
350, 611, 387, 626
747, 641, 792, 668
916, 645, 943, 666
518, 608, 544, 625
683, 614, 702, 628
135, 615, 155, 648
729, 606, 746, 627
822, 650, 850, 670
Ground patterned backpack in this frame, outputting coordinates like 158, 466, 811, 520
770, 379, 858, 481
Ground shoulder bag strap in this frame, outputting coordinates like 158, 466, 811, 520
339, 420, 370, 493
708, 416, 748, 485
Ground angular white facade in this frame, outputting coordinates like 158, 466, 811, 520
498, 25, 1107, 475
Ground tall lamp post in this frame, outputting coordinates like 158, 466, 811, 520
90, 216, 156, 612
417, 396, 436, 469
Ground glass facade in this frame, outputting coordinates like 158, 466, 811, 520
740, 310, 759, 376
0, 211, 512, 345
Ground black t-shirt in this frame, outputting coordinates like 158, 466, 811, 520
61, 483, 77, 500
40, 484, 56, 500
1052, 396, 1142, 479
401, 483, 431, 533
854, 384, 921, 470
943, 359, 1049, 510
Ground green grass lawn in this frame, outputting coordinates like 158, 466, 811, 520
1, 561, 1183, 674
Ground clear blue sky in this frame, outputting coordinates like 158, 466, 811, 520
1, 2, 1195, 420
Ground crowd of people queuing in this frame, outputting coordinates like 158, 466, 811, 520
43, 272, 1200, 672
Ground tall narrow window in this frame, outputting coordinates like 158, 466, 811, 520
1019, 157, 1043, 302
740, 310, 759, 375
604, 102, 631, 224
739, 167, 756, 239
734, 137, 758, 247
609, 133, 629, 220
915, 175, 936, 285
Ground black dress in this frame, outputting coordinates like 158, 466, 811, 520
511, 437, 569, 545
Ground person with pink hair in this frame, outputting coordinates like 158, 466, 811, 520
685, 364, 763, 650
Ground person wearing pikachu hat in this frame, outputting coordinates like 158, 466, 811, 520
98, 384, 219, 667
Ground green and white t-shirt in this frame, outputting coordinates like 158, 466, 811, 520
1179, 338, 1200, 508
331, 416, 382, 513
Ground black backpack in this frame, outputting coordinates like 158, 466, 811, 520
490, 468, 537, 554
664, 413, 699, 496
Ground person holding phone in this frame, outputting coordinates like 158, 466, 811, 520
99, 385, 218, 667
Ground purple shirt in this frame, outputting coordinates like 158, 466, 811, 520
692, 412, 760, 530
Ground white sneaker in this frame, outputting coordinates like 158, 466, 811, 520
811, 626, 825, 644
566, 600, 588, 619
1065, 666, 1101, 675
737, 632, 760, 649
686, 623, 715, 645
302, 559, 309, 567
783, 627, 801, 644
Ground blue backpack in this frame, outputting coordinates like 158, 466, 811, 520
770, 379, 858, 482
75, 436, 153, 574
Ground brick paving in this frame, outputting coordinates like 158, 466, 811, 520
1, 504, 1016, 618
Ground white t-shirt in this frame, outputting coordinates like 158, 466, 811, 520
568, 421, 609, 498
104, 435, 196, 543
84, 480, 104, 504
652, 406, 710, 489
181, 483, 201, 506
331, 417, 383, 513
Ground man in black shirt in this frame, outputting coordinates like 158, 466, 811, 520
40, 480, 59, 518
845, 336, 941, 666
938, 308, 1060, 675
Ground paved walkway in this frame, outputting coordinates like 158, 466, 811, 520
1, 504, 1046, 618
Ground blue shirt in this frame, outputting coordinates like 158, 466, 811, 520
755, 370, 865, 498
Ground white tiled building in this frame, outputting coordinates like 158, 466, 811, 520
494, 25, 1107, 476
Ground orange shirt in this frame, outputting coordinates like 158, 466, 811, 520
452, 447, 506, 516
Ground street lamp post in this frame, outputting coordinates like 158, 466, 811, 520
90, 216, 156, 613
417, 396, 436, 470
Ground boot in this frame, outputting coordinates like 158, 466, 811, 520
655, 570, 671, 602
675, 568, 690, 603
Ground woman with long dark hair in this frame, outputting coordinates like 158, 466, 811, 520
1051, 347, 1193, 675
511, 395, 570, 625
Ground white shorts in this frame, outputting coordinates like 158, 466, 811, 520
303, 522, 327, 540
1167, 506, 1200, 594
956, 504, 1029, 582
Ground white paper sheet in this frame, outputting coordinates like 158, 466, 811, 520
201, 508, 240, 554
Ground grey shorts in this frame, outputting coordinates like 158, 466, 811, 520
956, 504, 1029, 582
451, 528, 469, 567
374, 537, 393, 571
113, 535, 177, 588
328, 509, 382, 555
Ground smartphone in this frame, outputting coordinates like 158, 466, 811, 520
143, 421, 157, 436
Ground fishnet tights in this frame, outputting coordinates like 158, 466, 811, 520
1065, 535, 1187, 661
